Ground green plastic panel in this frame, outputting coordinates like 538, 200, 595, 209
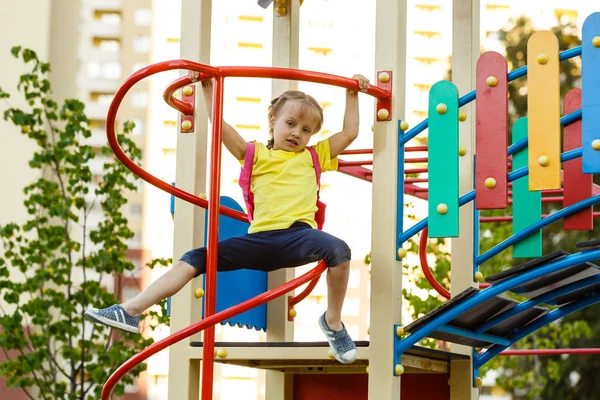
428, 80, 459, 238
512, 117, 542, 258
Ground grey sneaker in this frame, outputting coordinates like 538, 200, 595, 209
85, 304, 140, 334
318, 312, 357, 364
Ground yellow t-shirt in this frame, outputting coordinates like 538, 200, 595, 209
241, 139, 338, 233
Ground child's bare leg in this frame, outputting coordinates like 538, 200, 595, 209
325, 261, 350, 331
121, 261, 197, 316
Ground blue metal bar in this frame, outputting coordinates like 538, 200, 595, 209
396, 120, 405, 260
398, 147, 588, 246
507, 110, 583, 156
475, 292, 600, 369
477, 192, 598, 265
395, 248, 600, 357
401, 46, 582, 145
475, 274, 600, 334
437, 325, 511, 346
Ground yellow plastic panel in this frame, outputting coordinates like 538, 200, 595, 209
527, 31, 560, 190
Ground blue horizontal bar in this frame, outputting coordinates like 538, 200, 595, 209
401, 46, 582, 145
398, 146, 589, 247
475, 274, 600, 334
395, 249, 600, 357
477, 191, 596, 266
436, 325, 511, 346
475, 291, 600, 369
507, 110, 583, 156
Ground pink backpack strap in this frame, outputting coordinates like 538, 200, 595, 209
307, 147, 321, 193
238, 142, 255, 221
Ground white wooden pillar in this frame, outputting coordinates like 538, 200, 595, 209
369, 0, 408, 398
265, 1, 300, 399
168, 0, 212, 399
450, 0, 480, 399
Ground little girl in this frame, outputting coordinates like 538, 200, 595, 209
86, 72, 370, 364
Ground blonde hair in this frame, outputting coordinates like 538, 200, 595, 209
267, 90, 324, 149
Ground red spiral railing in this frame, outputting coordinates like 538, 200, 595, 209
104, 60, 391, 400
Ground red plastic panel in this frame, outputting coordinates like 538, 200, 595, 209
293, 372, 450, 400
180, 85, 195, 133
475, 51, 508, 209
564, 88, 593, 230
376, 70, 392, 121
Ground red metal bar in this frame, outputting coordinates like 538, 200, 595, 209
405, 178, 428, 183
338, 160, 373, 167
507, 196, 563, 205
341, 148, 373, 155
101, 263, 327, 399
106, 60, 248, 223
406, 167, 428, 174
201, 77, 225, 400
419, 227, 451, 299
405, 157, 428, 163
413, 187, 429, 192
499, 348, 600, 356
165, 65, 391, 115
406, 145, 428, 152
288, 262, 325, 321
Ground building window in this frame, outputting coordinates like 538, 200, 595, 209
133, 35, 151, 53
93, 38, 121, 52
132, 62, 147, 73
102, 62, 121, 79
134, 8, 152, 26
94, 10, 122, 24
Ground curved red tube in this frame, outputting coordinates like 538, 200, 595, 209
101, 262, 326, 400
106, 60, 248, 223
163, 64, 392, 115
288, 261, 325, 320
419, 227, 451, 299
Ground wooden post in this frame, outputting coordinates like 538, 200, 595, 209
369, 0, 407, 398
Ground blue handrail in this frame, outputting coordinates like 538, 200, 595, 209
400, 46, 582, 145
395, 248, 600, 357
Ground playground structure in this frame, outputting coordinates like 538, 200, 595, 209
99, 1, 600, 399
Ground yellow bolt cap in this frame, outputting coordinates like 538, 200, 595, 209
400, 121, 409, 131
437, 203, 448, 215
397, 248, 407, 259
484, 177, 497, 189
198, 193, 207, 199
592, 139, 600, 151
378, 72, 390, 83
475, 376, 483, 387
328, 349, 335, 360
459, 112, 467, 122
216, 348, 228, 358
475, 271, 484, 282
367, 327, 370, 335
194, 288, 205, 298
396, 326, 405, 337
538, 155, 550, 167
537, 53, 548, 65
486, 76, 498, 87
182, 85, 193, 96
289, 308, 297, 319
436, 103, 447, 114
458, 146, 467, 157
592, 36, 600, 48
395, 364, 405, 375
181, 120, 192, 130
276, 5, 287, 15
371, 125, 374, 132
366, 366, 369, 374
377, 108, 389, 120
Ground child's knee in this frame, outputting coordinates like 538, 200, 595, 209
327, 239, 351, 267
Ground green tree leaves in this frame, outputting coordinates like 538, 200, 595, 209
0, 47, 170, 399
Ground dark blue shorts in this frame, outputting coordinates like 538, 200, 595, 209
180, 222, 351, 277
